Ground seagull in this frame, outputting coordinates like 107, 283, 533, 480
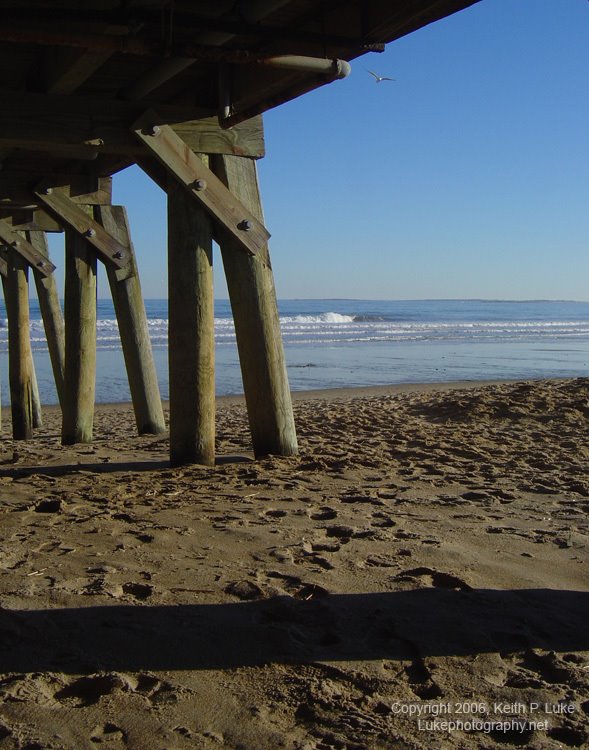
367, 69, 395, 83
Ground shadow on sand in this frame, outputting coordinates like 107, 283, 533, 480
1, 588, 587, 674
0, 454, 253, 478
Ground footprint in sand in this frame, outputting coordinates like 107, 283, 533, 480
262, 571, 330, 601
340, 492, 383, 506
224, 580, 264, 600
364, 554, 398, 568
310, 540, 341, 553
323, 524, 356, 540
371, 511, 397, 529
90, 722, 127, 744
55, 673, 130, 707
262, 509, 288, 519
122, 582, 153, 600
395, 567, 472, 591
546, 725, 589, 748
308, 507, 338, 521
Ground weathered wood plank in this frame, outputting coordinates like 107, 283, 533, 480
0, 220, 55, 276
44, 47, 113, 94
1, 250, 35, 440
134, 114, 269, 257
29, 231, 66, 409
0, 208, 63, 233
30, 358, 43, 428
0, 173, 112, 207
62, 210, 97, 445
0, 246, 7, 277
167, 175, 215, 466
211, 154, 297, 458
34, 188, 129, 268
95, 204, 166, 435
0, 92, 264, 159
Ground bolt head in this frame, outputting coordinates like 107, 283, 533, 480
85, 228, 96, 238
147, 125, 161, 137
239, 219, 253, 232
192, 179, 207, 191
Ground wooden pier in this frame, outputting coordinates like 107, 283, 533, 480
0, 0, 478, 465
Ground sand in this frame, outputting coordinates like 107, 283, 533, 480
0, 378, 588, 750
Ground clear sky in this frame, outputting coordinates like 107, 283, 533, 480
64, 0, 589, 300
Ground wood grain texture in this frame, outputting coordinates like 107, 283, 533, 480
96, 204, 166, 436
61, 208, 97, 445
211, 153, 297, 458
167, 176, 215, 466
0, 92, 264, 160
1, 250, 34, 439
0, 219, 55, 275
34, 188, 128, 268
29, 231, 66, 409
134, 115, 268, 257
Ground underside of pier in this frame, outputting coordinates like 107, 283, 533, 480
0, 0, 479, 464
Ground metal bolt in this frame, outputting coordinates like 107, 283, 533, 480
112, 251, 123, 259
37, 260, 45, 268
192, 178, 207, 191
12, 240, 20, 248
239, 219, 253, 232
85, 228, 96, 238
146, 125, 161, 137
40, 187, 53, 195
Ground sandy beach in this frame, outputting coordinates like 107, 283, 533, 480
0, 378, 588, 749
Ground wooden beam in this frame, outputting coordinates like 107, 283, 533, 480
30, 359, 43, 429
212, 153, 297, 458
0, 91, 265, 159
134, 114, 269, 257
34, 188, 128, 268
0, 209, 63, 233
37, 176, 112, 204
0, 173, 112, 208
62, 211, 97, 445
44, 47, 113, 95
0, 247, 8, 278
95, 205, 166, 436
29, 231, 66, 409
168, 175, 215, 466
0, 220, 55, 276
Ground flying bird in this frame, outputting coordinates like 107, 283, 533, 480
367, 70, 395, 83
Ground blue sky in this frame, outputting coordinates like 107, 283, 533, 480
69, 0, 589, 300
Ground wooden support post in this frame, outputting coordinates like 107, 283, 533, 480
30, 359, 43, 428
167, 176, 215, 466
61, 213, 97, 445
1, 250, 35, 439
29, 232, 66, 409
211, 154, 297, 458
0, 250, 5, 434
95, 205, 166, 435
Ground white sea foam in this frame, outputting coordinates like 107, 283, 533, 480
3, 299, 589, 404
281, 312, 355, 324
4, 313, 589, 352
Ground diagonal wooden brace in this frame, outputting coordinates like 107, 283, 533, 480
133, 112, 269, 257
0, 220, 55, 276
33, 187, 129, 268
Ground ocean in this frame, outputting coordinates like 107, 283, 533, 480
1, 298, 589, 405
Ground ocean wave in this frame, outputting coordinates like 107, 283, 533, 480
2, 312, 589, 352
281, 312, 355, 324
